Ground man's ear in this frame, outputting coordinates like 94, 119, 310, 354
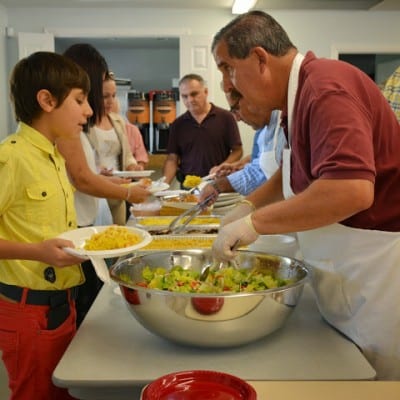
36, 89, 56, 112
252, 47, 268, 73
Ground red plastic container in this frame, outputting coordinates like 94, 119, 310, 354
141, 370, 257, 400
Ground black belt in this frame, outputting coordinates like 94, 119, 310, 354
0, 282, 78, 306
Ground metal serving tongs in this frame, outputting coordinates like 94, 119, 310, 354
167, 193, 215, 234
187, 173, 216, 194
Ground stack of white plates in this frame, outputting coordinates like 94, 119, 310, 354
212, 192, 242, 215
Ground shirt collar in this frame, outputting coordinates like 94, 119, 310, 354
183, 102, 215, 120
16, 122, 57, 156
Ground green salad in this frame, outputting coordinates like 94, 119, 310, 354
132, 265, 291, 294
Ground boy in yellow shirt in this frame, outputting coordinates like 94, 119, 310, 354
0, 51, 92, 399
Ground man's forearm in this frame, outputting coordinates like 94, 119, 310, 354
225, 147, 243, 163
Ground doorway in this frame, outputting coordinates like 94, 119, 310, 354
339, 53, 400, 88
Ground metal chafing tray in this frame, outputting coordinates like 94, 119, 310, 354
131, 215, 220, 235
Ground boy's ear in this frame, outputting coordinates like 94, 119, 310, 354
36, 89, 56, 112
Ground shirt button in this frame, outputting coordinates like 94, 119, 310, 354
44, 266, 56, 283
42, 192, 47, 197
68, 221, 72, 227
11, 140, 16, 144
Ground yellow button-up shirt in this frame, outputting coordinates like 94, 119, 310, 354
0, 123, 84, 289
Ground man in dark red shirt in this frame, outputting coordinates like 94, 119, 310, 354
211, 11, 400, 380
163, 74, 243, 186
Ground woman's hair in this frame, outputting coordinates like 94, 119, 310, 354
10, 51, 90, 125
212, 10, 296, 59
63, 43, 109, 128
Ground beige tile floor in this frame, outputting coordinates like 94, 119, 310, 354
0, 360, 10, 398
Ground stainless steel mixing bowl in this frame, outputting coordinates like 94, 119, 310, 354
109, 249, 308, 348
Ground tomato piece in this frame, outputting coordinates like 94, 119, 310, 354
122, 287, 141, 305
191, 297, 224, 315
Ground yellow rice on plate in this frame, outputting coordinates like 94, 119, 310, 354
84, 226, 143, 251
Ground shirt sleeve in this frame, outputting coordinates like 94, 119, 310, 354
227, 157, 267, 195
167, 120, 179, 154
125, 122, 149, 164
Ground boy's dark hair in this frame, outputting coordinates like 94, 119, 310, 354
63, 43, 109, 129
10, 51, 90, 125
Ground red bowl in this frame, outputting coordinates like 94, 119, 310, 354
141, 370, 257, 400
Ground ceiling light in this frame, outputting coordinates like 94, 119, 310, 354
232, 0, 257, 14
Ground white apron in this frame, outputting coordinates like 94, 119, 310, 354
259, 112, 280, 179
282, 53, 400, 380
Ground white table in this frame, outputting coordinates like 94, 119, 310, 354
53, 283, 375, 400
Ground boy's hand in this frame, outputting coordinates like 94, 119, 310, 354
38, 239, 86, 267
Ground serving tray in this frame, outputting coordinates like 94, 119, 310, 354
132, 216, 220, 235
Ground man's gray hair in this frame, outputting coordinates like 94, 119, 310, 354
212, 10, 296, 59
179, 73, 207, 87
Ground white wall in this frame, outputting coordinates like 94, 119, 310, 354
55, 40, 180, 93
3, 7, 400, 151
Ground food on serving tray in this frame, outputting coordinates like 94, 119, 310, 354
124, 265, 291, 294
160, 206, 211, 216
83, 226, 142, 250
182, 175, 202, 188
168, 193, 199, 203
140, 237, 214, 250
137, 216, 220, 226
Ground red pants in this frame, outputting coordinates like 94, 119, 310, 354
0, 290, 77, 400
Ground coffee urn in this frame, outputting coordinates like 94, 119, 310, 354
149, 90, 177, 153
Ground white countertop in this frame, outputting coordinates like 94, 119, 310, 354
53, 283, 375, 399
250, 381, 400, 400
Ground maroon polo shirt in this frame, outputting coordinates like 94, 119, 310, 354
167, 103, 242, 178
288, 51, 400, 231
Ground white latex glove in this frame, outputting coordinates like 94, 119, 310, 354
213, 214, 259, 261
220, 200, 255, 227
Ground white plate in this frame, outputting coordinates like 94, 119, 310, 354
112, 170, 155, 178
130, 181, 169, 194
213, 198, 240, 207
148, 182, 169, 193
217, 192, 242, 200
211, 204, 237, 215
59, 225, 152, 258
